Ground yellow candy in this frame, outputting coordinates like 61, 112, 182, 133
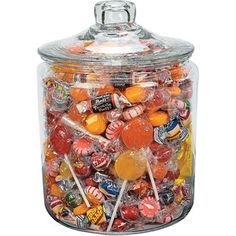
87, 205, 106, 225
124, 86, 146, 103
59, 161, 72, 178
175, 178, 185, 185
147, 111, 169, 127
50, 184, 65, 198
178, 131, 193, 177
115, 150, 146, 181
85, 113, 107, 135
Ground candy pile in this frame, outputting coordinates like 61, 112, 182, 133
42, 62, 194, 232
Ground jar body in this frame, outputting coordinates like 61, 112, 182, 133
38, 61, 198, 233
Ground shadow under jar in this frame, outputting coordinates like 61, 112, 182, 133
37, 0, 198, 234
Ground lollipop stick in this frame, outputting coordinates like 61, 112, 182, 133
64, 154, 91, 208
142, 148, 160, 202
107, 180, 127, 232
146, 161, 159, 202
61, 115, 110, 147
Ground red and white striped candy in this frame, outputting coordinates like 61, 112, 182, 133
91, 152, 111, 171
105, 120, 125, 140
72, 138, 94, 157
123, 104, 146, 120
139, 197, 160, 218
50, 199, 64, 213
84, 186, 105, 204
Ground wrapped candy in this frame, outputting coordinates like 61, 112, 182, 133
65, 190, 83, 208
76, 94, 120, 114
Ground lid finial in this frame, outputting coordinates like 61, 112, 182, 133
95, 0, 136, 25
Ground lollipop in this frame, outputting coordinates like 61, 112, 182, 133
106, 150, 146, 232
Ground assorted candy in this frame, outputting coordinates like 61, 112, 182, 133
42, 62, 195, 233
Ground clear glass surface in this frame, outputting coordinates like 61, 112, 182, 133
37, 0, 198, 234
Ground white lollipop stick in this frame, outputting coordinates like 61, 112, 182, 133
142, 148, 160, 202
106, 180, 127, 232
64, 154, 91, 208
146, 161, 159, 202
61, 115, 110, 147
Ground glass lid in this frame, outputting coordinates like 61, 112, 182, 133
38, 0, 194, 68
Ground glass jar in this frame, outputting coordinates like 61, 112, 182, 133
38, 0, 198, 234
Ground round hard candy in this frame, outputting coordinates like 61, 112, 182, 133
85, 113, 107, 135
152, 163, 168, 181
124, 86, 146, 103
51, 125, 72, 155
147, 111, 169, 127
121, 118, 153, 149
120, 205, 139, 221
72, 138, 94, 157
115, 150, 146, 181
91, 152, 111, 171
139, 197, 160, 218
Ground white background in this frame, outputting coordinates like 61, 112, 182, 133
0, 0, 235, 235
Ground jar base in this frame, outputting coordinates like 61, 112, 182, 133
44, 201, 194, 235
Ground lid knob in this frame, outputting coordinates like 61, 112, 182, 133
95, 0, 136, 25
